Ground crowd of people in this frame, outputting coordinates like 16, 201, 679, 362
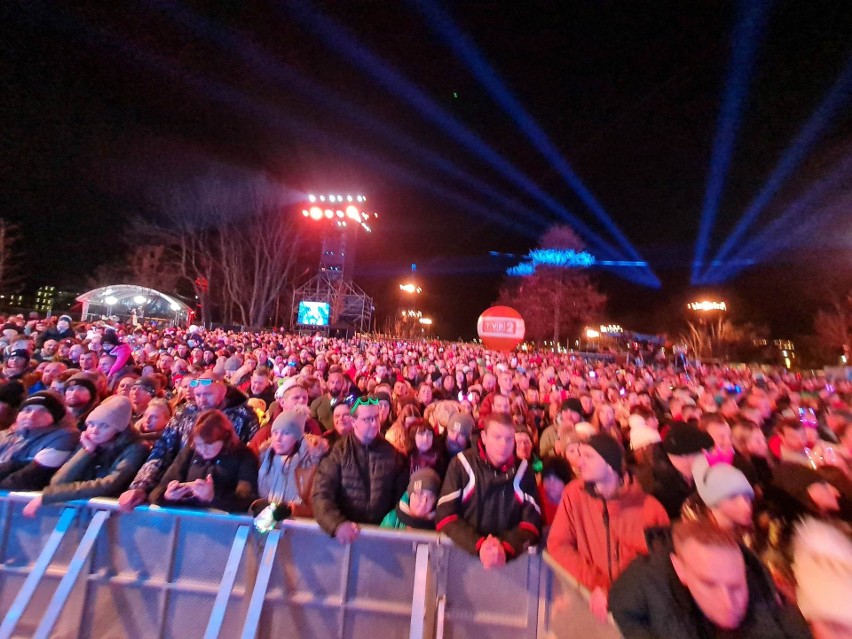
0, 311, 850, 638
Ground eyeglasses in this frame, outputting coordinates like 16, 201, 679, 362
189, 378, 215, 388
350, 395, 379, 415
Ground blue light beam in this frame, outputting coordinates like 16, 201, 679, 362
703, 151, 852, 283
146, 1, 556, 235
413, 0, 654, 275
280, 0, 660, 286
701, 50, 852, 283
691, 0, 771, 283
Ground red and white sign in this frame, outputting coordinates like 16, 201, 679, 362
477, 306, 525, 351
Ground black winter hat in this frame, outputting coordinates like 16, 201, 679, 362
66, 373, 98, 399
20, 391, 66, 424
586, 433, 625, 475
663, 421, 714, 456
0, 381, 25, 408
560, 397, 583, 415
541, 456, 573, 485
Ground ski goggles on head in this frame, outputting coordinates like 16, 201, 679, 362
350, 395, 379, 415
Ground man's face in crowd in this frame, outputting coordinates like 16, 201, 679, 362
65, 384, 92, 408
352, 404, 380, 445
418, 385, 432, 405
281, 387, 309, 412
715, 495, 754, 528
326, 372, 344, 398
6, 354, 27, 371
332, 405, 352, 436
514, 432, 532, 461
78, 352, 97, 371
543, 474, 567, 504
492, 394, 510, 414
481, 373, 496, 392
498, 371, 513, 394
116, 376, 136, 397
157, 355, 174, 374
193, 380, 226, 410
42, 339, 58, 355
779, 424, 806, 453
393, 380, 409, 399
140, 403, 170, 434
250, 374, 270, 396
482, 421, 516, 467
16, 405, 55, 430
578, 445, 613, 484
42, 362, 66, 385
408, 489, 437, 518
671, 540, 749, 630
98, 355, 114, 375
707, 421, 733, 453
446, 427, 469, 454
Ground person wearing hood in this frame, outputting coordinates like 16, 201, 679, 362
254, 410, 322, 518
547, 433, 670, 622
23, 395, 148, 516
117, 372, 259, 511
381, 467, 441, 530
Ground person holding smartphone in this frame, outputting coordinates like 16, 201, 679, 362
150, 409, 258, 513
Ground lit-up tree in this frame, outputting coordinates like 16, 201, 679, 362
496, 226, 605, 344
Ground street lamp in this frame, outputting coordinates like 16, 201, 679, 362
687, 300, 727, 312
399, 283, 422, 294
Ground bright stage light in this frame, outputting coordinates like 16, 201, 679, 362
133, 295, 147, 305
319, 195, 325, 202
308, 194, 316, 203
301, 209, 309, 216
687, 301, 727, 311
324, 209, 334, 219
399, 283, 422, 294
419, 317, 433, 325
346, 205, 359, 220
335, 210, 344, 218
104, 296, 118, 306
585, 328, 600, 339
347, 195, 353, 202
309, 207, 323, 220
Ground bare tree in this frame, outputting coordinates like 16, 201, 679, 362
0, 220, 22, 293
815, 291, 852, 363
496, 225, 606, 343
216, 185, 302, 328
137, 171, 302, 328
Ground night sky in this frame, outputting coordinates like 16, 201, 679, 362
2, 1, 851, 340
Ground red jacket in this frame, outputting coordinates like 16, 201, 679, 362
547, 477, 669, 593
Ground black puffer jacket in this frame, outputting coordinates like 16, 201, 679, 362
609, 546, 812, 639
312, 432, 408, 537
436, 440, 542, 560
636, 453, 695, 521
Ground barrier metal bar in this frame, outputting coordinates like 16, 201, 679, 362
0, 507, 78, 639
32, 509, 110, 639
240, 529, 281, 639
204, 525, 250, 639
409, 543, 431, 639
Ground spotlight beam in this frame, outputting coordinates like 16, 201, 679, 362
280, 0, 658, 281
413, 0, 654, 274
146, 1, 559, 233
46, 5, 538, 238
703, 151, 852, 283
702, 51, 852, 282
691, 0, 770, 283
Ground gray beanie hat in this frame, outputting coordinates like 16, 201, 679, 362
692, 456, 754, 507
271, 410, 307, 439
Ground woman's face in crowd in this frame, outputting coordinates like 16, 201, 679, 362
415, 428, 433, 453
194, 436, 224, 460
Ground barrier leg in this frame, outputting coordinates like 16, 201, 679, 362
204, 525, 250, 639
32, 509, 109, 639
240, 529, 281, 639
0, 507, 78, 639
409, 543, 431, 639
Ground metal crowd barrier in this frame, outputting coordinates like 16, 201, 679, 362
0, 492, 621, 639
